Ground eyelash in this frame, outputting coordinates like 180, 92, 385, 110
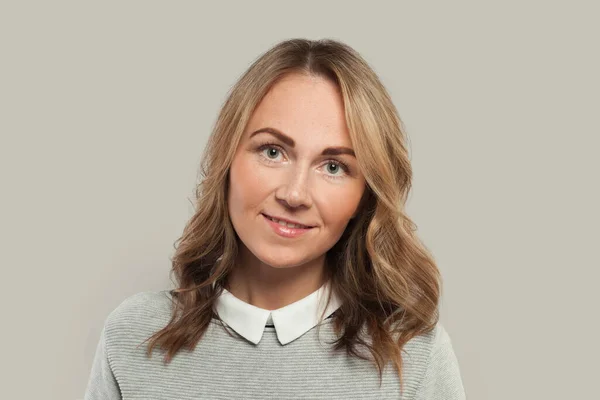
255, 141, 350, 180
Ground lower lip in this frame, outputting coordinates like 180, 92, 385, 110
262, 214, 314, 238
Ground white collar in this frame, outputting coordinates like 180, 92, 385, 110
213, 280, 342, 345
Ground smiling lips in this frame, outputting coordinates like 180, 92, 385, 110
262, 213, 314, 229
262, 213, 314, 238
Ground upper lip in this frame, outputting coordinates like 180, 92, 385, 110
262, 213, 315, 228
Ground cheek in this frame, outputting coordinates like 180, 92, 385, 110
316, 185, 363, 228
228, 155, 273, 215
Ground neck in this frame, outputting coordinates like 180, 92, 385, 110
225, 245, 328, 310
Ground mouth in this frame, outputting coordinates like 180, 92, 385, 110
261, 213, 314, 229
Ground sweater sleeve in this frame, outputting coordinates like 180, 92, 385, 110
413, 323, 466, 400
83, 324, 122, 400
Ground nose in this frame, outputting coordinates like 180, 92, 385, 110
275, 164, 313, 209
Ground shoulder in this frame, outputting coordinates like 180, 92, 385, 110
408, 321, 466, 399
102, 289, 174, 346
400, 320, 456, 359
396, 320, 447, 358
388, 321, 465, 399
421, 320, 454, 353
105, 289, 173, 324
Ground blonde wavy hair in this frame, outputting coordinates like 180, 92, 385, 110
144, 38, 441, 391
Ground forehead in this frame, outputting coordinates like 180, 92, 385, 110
245, 74, 351, 145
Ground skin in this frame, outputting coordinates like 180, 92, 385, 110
226, 73, 366, 310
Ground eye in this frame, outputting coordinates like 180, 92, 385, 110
323, 161, 349, 180
327, 162, 340, 174
257, 143, 285, 162
255, 142, 351, 180
264, 146, 280, 159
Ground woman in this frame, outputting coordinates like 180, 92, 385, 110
84, 38, 466, 400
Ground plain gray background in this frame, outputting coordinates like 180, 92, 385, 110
1, 1, 598, 399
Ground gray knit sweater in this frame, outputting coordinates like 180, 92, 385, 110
84, 290, 466, 399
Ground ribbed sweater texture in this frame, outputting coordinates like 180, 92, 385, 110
84, 290, 466, 399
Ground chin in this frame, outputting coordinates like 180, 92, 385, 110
260, 258, 303, 269
255, 251, 308, 269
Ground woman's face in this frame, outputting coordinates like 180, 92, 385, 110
228, 73, 366, 270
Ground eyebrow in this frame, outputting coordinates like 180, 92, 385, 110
249, 127, 356, 157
